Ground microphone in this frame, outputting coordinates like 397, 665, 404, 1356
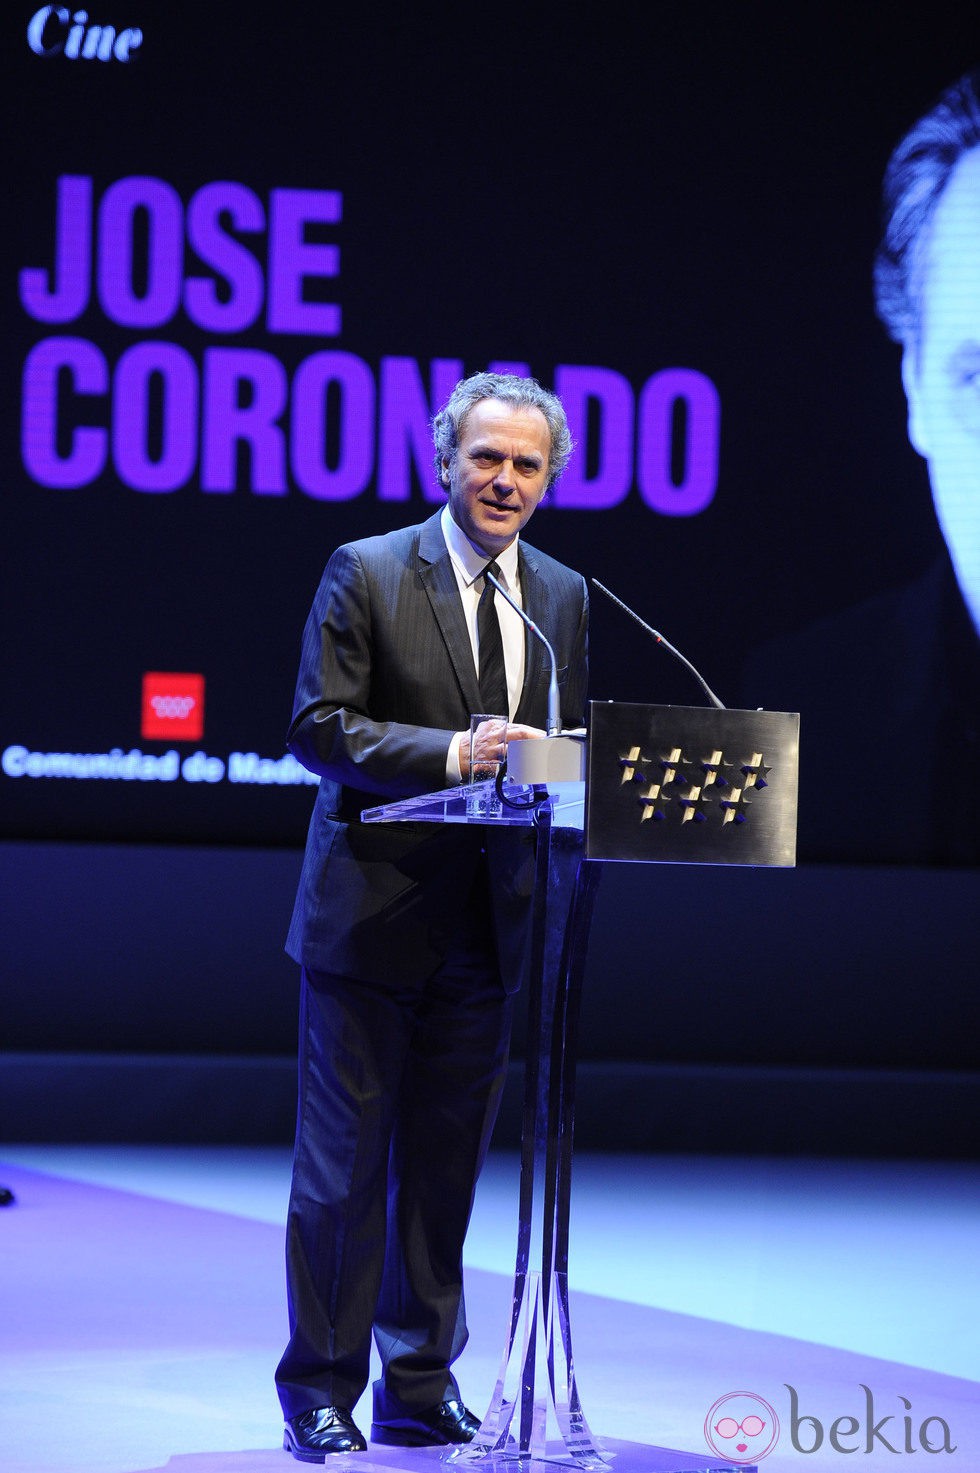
485, 570, 562, 736
591, 578, 726, 710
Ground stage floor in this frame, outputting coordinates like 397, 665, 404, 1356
2, 1147, 978, 1472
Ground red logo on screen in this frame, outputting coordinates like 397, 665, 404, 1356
141, 672, 205, 741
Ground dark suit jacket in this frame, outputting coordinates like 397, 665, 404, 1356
285, 511, 589, 989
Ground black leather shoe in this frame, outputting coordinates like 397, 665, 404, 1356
371, 1396, 481, 1447
283, 1407, 367, 1460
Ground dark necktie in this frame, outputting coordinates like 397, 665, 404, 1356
477, 561, 509, 717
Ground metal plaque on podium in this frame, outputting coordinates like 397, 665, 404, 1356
585, 701, 799, 867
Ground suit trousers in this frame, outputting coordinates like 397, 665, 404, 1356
275, 872, 514, 1420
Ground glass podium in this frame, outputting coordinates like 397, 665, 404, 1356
362, 703, 799, 1473
367, 777, 611, 1469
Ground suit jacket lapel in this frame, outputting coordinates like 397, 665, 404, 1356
418, 512, 484, 715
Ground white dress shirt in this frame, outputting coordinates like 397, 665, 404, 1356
441, 504, 527, 781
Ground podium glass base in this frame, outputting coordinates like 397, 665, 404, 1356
451, 1266, 607, 1469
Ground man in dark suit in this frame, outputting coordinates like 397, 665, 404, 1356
276, 372, 589, 1460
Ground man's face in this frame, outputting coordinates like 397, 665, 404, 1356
442, 398, 551, 556
902, 146, 980, 629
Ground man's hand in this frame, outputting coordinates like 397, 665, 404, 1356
458, 721, 546, 781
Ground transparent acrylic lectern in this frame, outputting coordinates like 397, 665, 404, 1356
362, 703, 798, 1473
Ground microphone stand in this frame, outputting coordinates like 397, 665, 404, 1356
591, 578, 726, 710
486, 570, 562, 735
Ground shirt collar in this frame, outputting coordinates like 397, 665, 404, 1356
440, 504, 520, 590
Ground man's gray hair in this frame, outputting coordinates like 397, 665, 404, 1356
874, 69, 980, 345
432, 372, 574, 489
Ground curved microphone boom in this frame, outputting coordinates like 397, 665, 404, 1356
485, 571, 562, 736
591, 578, 726, 710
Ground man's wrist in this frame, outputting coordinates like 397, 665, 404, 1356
447, 730, 466, 784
